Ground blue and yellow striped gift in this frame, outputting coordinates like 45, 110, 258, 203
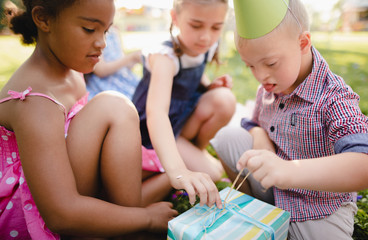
167, 187, 290, 240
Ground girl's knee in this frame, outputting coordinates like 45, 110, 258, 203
91, 91, 139, 122
210, 88, 236, 116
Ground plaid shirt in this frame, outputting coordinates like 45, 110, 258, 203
242, 47, 368, 222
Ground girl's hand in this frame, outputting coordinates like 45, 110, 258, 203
236, 149, 290, 190
208, 74, 233, 90
147, 202, 178, 232
126, 50, 142, 68
168, 169, 222, 209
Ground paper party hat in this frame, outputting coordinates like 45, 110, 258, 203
233, 0, 289, 39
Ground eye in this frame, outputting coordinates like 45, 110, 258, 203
267, 61, 277, 67
83, 27, 95, 33
190, 23, 201, 29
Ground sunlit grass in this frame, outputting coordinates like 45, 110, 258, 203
0, 35, 34, 87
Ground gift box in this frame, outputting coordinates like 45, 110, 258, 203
167, 187, 290, 240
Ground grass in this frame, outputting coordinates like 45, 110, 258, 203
0, 35, 34, 87
1, 31, 368, 238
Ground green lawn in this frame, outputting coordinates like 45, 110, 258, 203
0, 35, 34, 87
1, 32, 368, 114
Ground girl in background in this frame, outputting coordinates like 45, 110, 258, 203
85, 25, 142, 101
132, 0, 236, 208
0, 0, 176, 239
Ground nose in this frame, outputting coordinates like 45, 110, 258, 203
253, 67, 270, 83
94, 34, 107, 50
199, 29, 211, 43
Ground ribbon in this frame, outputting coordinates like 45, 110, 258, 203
8, 87, 32, 101
196, 168, 275, 240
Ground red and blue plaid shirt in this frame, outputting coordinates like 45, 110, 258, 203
242, 47, 368, 222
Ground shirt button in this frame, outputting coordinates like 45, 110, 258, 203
270, 126, 275, 132
279, 103, 285, 109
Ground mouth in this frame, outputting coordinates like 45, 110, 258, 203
263, 83, 276, 92
87, 52, 102, 64
196, 44, 208, 50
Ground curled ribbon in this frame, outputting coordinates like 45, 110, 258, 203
196, 168, 275, 240
8, 87, 32, 101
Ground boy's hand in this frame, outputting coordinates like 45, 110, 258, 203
236, 149, 290, 190
208, 74, 233, 89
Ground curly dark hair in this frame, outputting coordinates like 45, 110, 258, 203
9, 0, 78, 45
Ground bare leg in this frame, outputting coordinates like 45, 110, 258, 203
180, 87, 236, 149
178, 88, 236, 181
141, 171, 172, 207
66, 92, 142, 205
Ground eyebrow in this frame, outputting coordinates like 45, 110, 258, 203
78, 16, 106, 26
190, 19, 224, 25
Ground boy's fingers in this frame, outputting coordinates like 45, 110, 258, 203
237, 149, 264, 170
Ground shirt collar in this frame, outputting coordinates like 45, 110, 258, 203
267, 46, 329, 103
293, 46, 329, 103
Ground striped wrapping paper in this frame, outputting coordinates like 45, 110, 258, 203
168, 187, 290, 240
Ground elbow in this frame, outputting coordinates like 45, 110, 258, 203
92, 63, 110, 78
40, 197, 80, 235
43, 208, 75, 234
93, 70, 108, 78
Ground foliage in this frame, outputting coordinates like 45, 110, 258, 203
354, 190, 368, 239
169, 180, 232, 215
0, 0, 5, 32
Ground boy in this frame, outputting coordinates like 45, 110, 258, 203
211, 0, 368, 239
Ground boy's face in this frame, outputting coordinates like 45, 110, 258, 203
237, 30, 307, 95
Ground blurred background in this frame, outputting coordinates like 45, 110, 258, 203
0, 0, 367, 113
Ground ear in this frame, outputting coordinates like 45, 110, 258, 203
170, 9, 178, 27
32, 6, 51, 33
299, 31, 312, 55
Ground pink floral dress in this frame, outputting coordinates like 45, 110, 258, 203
0, 87, 88, 239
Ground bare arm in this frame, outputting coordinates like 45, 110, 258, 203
93, 50, 141, 78
249, 126, 275, 153
13, 97, 174, 237
146, 54, 222, 208
237, 149, 368, 192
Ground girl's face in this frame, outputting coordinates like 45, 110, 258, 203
237, 30, 307, 95
46, 0, 115, 73
172, 1, 228, 57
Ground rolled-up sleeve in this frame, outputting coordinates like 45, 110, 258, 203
334, 133, 368, 154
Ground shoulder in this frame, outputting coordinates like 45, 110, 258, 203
142, 40, 176, 60
142, 40, 179, 75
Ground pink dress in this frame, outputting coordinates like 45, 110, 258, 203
0, 87, 88, 239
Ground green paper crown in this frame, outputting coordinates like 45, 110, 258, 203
234, 0, 289, 39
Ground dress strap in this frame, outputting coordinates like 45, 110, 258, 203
0, 87, 67, 116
